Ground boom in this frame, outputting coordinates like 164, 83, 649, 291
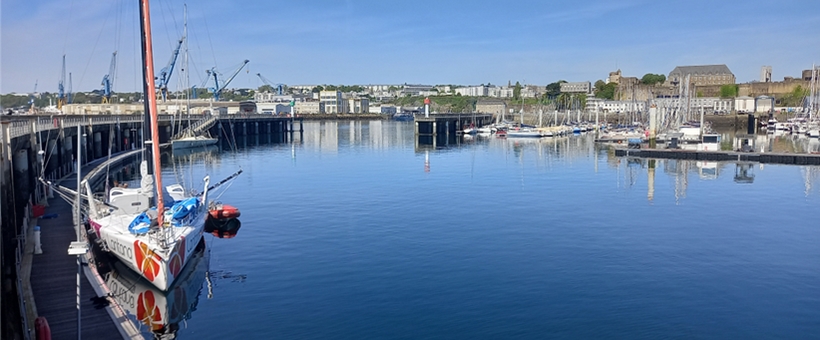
207, 59, 249, 101
156, 37, 184, 101
256, 73, 285, 95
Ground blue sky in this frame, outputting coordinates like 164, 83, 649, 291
2, 0, 819, 94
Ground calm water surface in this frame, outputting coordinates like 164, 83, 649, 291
140, 121, 819, 339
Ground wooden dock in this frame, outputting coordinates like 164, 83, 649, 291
29, 171, 123, 339
615, 148, 820, 165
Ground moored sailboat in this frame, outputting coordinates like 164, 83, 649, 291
87, 0, 211, 291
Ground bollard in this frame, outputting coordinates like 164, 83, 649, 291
34, 226, 43, 254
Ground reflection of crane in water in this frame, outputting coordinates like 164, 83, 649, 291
801, 166, 820, 196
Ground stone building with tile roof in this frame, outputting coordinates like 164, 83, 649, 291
667, 65, 735, 87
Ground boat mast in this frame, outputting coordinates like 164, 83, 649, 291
184, 4, 190, 125
139, 0, 166, 226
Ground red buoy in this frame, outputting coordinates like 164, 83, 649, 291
209, 203, 240, 220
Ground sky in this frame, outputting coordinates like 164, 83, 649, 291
1, 0, 819, 94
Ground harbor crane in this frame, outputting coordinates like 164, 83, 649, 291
206, 59, 249, 101
156, 37, 184, 101
256, 73, 285, 95
57, 55, 66, 110
101, 51, 118, 104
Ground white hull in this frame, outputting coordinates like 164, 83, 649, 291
92, 211, 205, 291
88, 170, 212, 291
172, 136, 217, 150
507, 129, 542, 138
105, 238, 209, 333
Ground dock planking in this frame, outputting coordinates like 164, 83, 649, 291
30, 166, 122, 339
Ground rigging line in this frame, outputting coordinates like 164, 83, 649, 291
201, 14, 218, 71
61, 0, 76, 54
156, 0, 177, 51
77, 3, 117, 94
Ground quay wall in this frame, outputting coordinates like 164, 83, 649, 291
0, 113, 299, 338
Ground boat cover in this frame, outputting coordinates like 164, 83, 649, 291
164, 197, 200, 226
128, 208, 157, 234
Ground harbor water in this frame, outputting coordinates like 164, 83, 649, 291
126, 120, 819, 339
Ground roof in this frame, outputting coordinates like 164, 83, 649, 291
669, 65, 733, 76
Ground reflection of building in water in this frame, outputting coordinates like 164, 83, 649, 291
696, 161, 719, 180
300, 121, 339, 153
647, 159, 656, 202
801, 166, 820, 196
300, 120, 416, 153
734, 163, 755, 184
665, 160, 690, 203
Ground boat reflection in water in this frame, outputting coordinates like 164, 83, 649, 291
101, 238, 210, 338
205, 215, 242, 239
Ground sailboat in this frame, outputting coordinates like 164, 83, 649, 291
171, 5, 218, 151
85, 0, 211, 291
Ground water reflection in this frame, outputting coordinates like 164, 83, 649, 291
94, 239, 210, 339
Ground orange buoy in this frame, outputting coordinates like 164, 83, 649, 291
209, 203, 240, 220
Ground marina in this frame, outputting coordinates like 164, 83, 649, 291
2, 120, 820, 338
2, 0, 820, 338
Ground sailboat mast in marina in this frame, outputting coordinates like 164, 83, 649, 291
81, 0, 211, 291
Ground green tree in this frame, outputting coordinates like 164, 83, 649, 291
595, 83, 617, 100
513, 81, 522, 100
545, 80, 566, 98
258, 85, 274, 93
719, 84, 739, 98
640, 74, 666, 85
594, 80, 606, 92
312, 85, 324, 93
778, 85, 809, 107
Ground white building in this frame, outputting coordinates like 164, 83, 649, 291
402, 84, 434, 96
295, 101, 324, 114
347, 97, 370, 114
585, 98, 646, 113
755, 96, 774, 113
735, 96, 755, 113
520, 87, 537, 98
255, 93, 297, 103
319, 90, 346, 114
435, 85, 452, 94
288, 85, 316, 94
455, 85, 488, 97
654, 97, 734, 114
488, 87, 514, 98
560, 82, 591, 94
369, 105, 398, 115
256, 102, 291, 115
